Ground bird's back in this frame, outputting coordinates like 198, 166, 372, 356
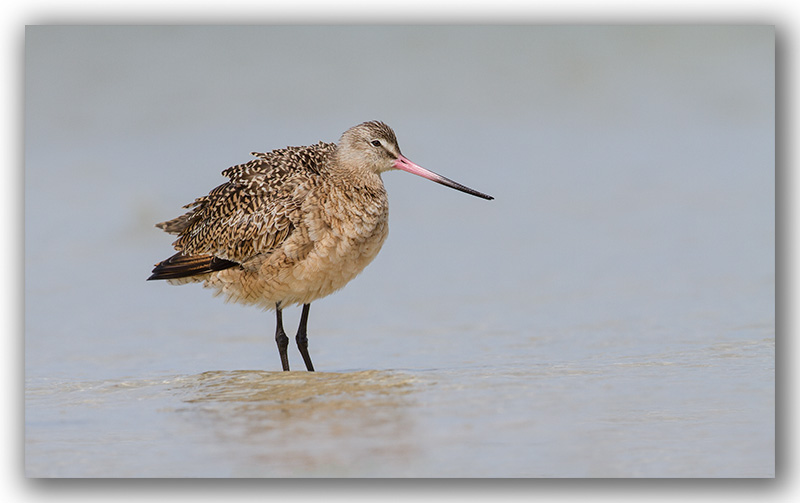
151, 142, 336, 278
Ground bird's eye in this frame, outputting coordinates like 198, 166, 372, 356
370, 140, 382, 147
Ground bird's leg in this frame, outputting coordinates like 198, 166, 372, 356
275, 303, 290, 371
296, 303, 315, 372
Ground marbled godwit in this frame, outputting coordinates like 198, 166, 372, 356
148, 121, 493, 371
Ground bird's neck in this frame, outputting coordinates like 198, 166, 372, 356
331, 150, 385, 191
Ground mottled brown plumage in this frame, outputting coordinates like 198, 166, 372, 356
149, 121, 492, 371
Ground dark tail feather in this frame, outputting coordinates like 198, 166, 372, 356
148, 253, 239, 280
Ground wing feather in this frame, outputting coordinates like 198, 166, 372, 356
154, 143, 334, 267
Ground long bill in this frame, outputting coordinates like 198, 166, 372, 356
393, 155, 494, 200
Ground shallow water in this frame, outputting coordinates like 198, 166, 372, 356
24, 26, 774, 477
26, 341, 772, 477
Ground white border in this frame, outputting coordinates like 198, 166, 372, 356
7, 1, 791, 501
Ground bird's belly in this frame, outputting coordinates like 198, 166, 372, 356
287, 223, 388, 304
205, 217, 388, 309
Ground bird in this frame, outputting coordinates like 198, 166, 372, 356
148, 121, 493, 371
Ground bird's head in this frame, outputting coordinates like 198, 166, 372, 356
337, 121, 494, 200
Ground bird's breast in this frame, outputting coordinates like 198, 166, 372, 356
314, 183, 389, 271
276, 180, 389, 302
